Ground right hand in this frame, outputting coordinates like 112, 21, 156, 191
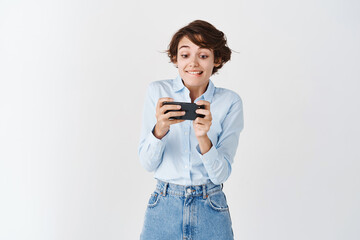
153, 98, 185, 139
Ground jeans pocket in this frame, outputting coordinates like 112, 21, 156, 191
207, 190, 229, 212
147, 191, 161, 208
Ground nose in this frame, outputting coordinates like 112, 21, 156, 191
189, 55, 199, 67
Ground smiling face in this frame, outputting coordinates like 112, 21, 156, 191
175, 36, 220, 92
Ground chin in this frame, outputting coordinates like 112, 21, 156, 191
181, 73, 209, 81
182, 79, 208, 88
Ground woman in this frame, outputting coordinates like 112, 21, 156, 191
139, 20, 244, 240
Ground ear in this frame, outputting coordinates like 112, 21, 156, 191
172, 56, 177, 64
214, 58, 221, 67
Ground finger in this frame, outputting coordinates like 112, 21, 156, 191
194, 117, 205, 125
195, 117, 212, 126
195, 109, 210, 116
195, 110, 212, 122
156, 97, 174, 111
160, 104, 182, 114
168, 119, 185, 125
193, 121, 206, 131
196, 100, 210, 110
165, 111, 186, 118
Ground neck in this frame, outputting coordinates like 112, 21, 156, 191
184, 82, 209, 103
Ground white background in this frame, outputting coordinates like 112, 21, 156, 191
1, 0, 359, 239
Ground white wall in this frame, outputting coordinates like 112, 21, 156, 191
1, 0, 359, 239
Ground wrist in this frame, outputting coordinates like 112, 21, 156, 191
197, 135, 212, 154
153, 124, 169, 139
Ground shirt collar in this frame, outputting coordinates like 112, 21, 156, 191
173, 75, 185, 92
201, 79, 215, 103
172, 75, 215, 103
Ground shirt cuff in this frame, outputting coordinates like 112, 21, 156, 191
196, 143, 218, 165
150, 125, 170, 145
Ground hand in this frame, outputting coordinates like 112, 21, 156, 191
193, 100, 212, 138
153, 98, 185, 139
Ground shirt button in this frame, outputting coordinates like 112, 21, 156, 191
184, 165, 188, 169
184, 132, 188, 135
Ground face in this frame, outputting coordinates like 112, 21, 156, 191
175, 36, 220, 91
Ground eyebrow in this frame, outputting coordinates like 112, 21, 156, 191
178, 45, 210, 51
178, 45, 190, 50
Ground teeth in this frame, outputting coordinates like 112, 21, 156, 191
188, 71, 202, 74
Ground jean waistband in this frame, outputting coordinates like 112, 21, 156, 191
155, 179, 223, 199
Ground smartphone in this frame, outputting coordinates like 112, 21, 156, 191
163, 101, 205, 120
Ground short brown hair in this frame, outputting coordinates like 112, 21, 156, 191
167, 20, 231, 74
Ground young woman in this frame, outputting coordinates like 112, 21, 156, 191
138, 20, 244, 240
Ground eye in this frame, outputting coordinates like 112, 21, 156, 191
180, 54, 188, 58
200, 54, 208, 59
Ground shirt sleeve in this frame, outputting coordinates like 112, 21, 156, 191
138, 83, 170, 172
196, 97, 244, 184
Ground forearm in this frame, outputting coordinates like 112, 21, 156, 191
199, 146, 232, 184
138, 129, 167, 172
197, 135, 213, 155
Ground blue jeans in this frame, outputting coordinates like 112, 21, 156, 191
140, 180, 234, 240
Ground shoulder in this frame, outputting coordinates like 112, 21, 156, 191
147, 79, 173, 90
213, 86, 242, 105
145, 79, 175, 101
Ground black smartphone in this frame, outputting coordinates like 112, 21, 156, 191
163, 101, 205, 120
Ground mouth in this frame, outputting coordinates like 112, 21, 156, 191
186, 70, 204, 76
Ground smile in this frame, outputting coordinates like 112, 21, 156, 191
186, 71, 203, 75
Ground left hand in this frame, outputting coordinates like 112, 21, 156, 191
193, 100, 212, 137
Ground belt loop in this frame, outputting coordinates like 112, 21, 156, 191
202, 184, 207, 199
161, 182, 168, 197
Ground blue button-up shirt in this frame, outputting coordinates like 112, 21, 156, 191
138, 75, 244, 185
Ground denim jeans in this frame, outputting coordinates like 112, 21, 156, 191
140, 180, 234, 240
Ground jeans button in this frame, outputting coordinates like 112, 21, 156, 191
187, 188, 192, 194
